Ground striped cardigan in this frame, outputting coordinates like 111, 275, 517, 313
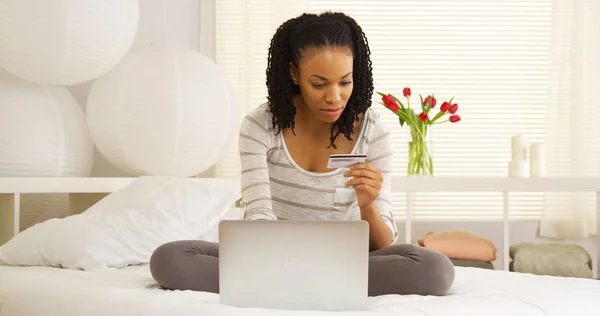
238, 102, 398, 243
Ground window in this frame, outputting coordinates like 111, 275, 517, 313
213, 0, 600, 226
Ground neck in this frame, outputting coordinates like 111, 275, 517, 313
293, 95, 334, 138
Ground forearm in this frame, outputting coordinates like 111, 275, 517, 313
360, 203, 393, 251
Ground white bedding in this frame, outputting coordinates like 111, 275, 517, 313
0, 265, 598, 316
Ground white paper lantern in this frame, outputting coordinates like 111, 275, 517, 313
0, 70, 94, 176
0, 0, 139, 86
86, 44, 238, 177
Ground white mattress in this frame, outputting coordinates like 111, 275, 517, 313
0, 265, 598, 316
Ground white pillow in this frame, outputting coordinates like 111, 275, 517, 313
0, 176, 241, 271
198, 207, 244, 242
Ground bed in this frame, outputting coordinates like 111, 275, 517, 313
0, 176, 599, 315
1, 264, 598, 315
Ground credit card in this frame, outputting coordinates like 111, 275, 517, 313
327, 154, 367, 169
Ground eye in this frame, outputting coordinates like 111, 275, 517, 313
341, 81, 352, 86
311, 83, 325, 89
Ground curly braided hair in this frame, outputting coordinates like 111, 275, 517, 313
265, 11, 374, 149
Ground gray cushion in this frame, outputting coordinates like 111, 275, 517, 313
509, 243, 592, 278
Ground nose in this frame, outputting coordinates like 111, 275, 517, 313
325, 86, 342, 104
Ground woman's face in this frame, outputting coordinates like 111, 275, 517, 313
290, 46, 354, 124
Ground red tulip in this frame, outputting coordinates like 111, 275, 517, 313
440, 101, 450, 112
449, 103, 458, 114
424, 95, 436, 108
418, 112, 429, 122
403, 87, 411, 97
382, 94, 399, 112
450, 115, 461, 123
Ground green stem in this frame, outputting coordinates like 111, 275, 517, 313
396, 110, 413, 125
429, 96, 454, 124
429, 111, 446, 124
407, 131, 433, 176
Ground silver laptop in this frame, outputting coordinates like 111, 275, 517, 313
218, 220, 370, 311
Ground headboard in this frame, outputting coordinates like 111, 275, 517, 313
0, 177, 138, 246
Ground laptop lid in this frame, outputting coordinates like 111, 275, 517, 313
218, 220, 369, 311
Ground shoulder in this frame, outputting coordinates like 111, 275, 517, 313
364, 108, 391, 140
241, 102, 274, 134
362, 109, 394, 166
365, 107, 384, 126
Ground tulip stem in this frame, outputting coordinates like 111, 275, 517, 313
407, 128, 433, 176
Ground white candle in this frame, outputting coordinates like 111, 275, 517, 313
511, 134, 527, 161
530, 143, 546, 177
508, 160, 528, 178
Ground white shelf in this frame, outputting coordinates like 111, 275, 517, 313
0, 176, 598, 277
392, 176, 600, 192
0, 177, 137, 193
391, 175, 600, 278
2, 176, 600, 194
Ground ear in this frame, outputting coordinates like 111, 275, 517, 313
289, 62, 299, 85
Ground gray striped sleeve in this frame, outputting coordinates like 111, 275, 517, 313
239, 113, 277, 221
367, 115, 399, 243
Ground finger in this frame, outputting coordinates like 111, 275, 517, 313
344, 169, 378, 181
350, 163, 379, 171
347, 172, 383, 189
345, 177, 379, 189
344, 168, 383, 182
349, 163, 381, 176
353, 184, 379, 198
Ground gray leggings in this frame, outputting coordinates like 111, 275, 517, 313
149, 240, 455, 297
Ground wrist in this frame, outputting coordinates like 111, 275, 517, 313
360, 202, 378, 216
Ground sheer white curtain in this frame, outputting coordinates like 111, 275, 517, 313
539, 0, 600, 238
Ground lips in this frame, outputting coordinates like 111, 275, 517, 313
321, 107, 343, 117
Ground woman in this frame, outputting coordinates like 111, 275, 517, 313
150, 11, 455, 297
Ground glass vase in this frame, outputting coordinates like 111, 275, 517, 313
407, 131, 433, 176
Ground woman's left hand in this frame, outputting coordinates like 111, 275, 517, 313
344, 163, 383, 208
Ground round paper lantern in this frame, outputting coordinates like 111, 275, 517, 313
0, 0, 139, 86
86, 44, 238, 177
0, 70, 94, 176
